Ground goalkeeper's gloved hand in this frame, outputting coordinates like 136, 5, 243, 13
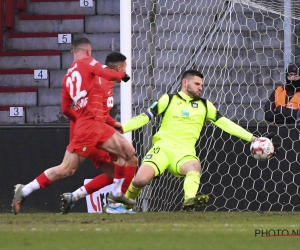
122, 74, 130, 82
263, 132, 280, 157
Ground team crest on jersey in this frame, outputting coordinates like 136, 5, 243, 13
181, 110, 189, 117
191, 102, 198, 108
82, 146, 87, 152
145, 154, 152, 159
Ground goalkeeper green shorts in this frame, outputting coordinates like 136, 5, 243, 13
141, 140, 199, 178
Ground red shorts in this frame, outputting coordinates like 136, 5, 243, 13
67, 119, 115, 157
88, 148, 116, 168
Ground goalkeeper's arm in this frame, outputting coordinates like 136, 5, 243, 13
213, 117, 255, 142
123, 113, 150, 133
206, 100, 255, 142
123, 94, 170, 133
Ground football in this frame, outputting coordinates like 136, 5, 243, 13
250, 137, 274, 161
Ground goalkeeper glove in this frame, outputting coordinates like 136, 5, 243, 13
122, 74, 130, 82
263, 132, 280, 157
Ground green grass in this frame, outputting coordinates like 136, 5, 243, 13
0, 212, 300, 250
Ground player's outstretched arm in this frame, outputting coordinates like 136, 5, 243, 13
93, 61, 126, 81
123, 93, 170, 133
123, 113, 151, 133
214, 116, 255, 142
206, 100, 254, 142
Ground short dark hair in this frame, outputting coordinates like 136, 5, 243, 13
181, 69, 203, 81
105, 52, 127, 69
72, 36, 91, 50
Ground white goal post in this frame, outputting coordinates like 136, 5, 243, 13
120, 0, 300, 212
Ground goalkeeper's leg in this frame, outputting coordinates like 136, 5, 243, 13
179, 159, 209, 210
125, 163, 156, 208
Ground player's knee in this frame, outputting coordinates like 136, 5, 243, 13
194, 164, 201, 173
132, 177, 147, 188
183, 161, 201, 174
59, 163, 78, 177
132, 171, 152, 188
61, 168, 77, 177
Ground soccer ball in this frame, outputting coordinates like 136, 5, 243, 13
250, 137, 274, 161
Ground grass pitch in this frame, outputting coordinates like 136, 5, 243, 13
0, 212, 299, 250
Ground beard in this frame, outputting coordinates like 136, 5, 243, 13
186, 85, 201, 99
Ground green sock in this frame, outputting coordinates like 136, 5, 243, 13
125, 181, 141, 200
183, 171, 200, 201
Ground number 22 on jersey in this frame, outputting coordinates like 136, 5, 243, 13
66, 71, 88, 110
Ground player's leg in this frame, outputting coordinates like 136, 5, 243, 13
123, 163, 155, 206
98, 130, 135, 164
12, 150, 85, 215
73, 150, 114, 200
177, 157, 209, 210
125, 145, 169, 207
60, 148, 115, 214
97, 127, 136, 205
61, 167, 114, 214
121, 156, 138, 194
61, 153, 137, 214
103, 156, 137, 214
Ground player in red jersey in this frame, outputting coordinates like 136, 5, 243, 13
12, 37, 136, 215
60, 52, 137, 214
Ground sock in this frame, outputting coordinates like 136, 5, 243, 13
72, 187, 88, 202
85, 174, 113, 194
125, 181, 141, 200
183, 171, 200, 201
72, 174, 113, 202
121, 165, 137, 194
111, 163, 125, 196
22, 172, 52, 197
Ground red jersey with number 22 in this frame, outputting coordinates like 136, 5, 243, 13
62, 57, 123, 157
62, 57, 123, 122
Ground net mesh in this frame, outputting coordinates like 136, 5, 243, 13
231, 0, 300, 20
130, 0, 300, 212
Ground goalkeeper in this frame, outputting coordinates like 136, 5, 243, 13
123, 69, 277, 210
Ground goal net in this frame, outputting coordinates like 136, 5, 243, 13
129, 0, 300, 212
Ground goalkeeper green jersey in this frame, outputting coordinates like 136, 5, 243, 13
123, 91, 253, 151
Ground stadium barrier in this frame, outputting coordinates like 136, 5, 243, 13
0, 123, 299, 213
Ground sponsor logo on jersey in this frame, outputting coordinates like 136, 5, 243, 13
181, 110, 189, 117
191, 102, 198, 108
145, 154, 152, 159
90, 59, 97, 66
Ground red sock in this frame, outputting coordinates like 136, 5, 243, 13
114, 163, 125, 179
36, 172, 52, 188
84, 174, 113, 194
121, 165, 137, 194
